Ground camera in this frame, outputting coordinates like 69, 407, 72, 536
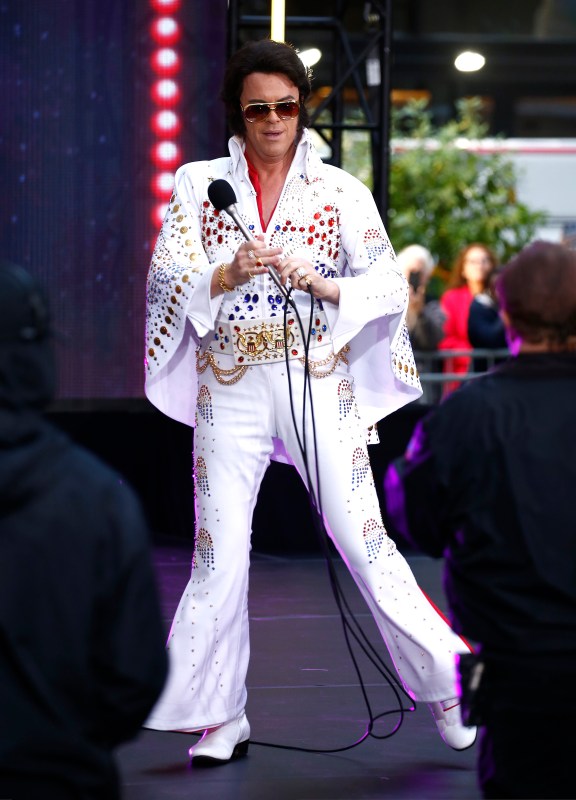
457, 651, 485, 726
408, 270, 421, 291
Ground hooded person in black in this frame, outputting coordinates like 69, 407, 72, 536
0, 262, 168, 800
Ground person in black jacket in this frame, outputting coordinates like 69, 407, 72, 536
384, 240, 576, 799
467, 267, 508, 373
0, 261, 168, 800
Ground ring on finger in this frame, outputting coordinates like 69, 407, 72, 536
255, 259, 263, 268
304, 275, 313, 287
248, 249, 254, 260
296, 267, 306, 278
248, 271, 254, 279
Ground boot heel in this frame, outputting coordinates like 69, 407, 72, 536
232, 738, 249, 759
189, 712, 251, 766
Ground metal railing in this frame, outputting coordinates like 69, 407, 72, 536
413, 348, 510, 388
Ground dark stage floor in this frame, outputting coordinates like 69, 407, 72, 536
117, 540, 480, 800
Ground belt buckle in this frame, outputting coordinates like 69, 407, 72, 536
231, 317, 299, 365
223, 312, 330, 366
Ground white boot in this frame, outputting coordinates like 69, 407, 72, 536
188, 712, 250, 765
428, 698, 477, 750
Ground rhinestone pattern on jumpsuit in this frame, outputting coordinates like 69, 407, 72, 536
143, 129, 469, 731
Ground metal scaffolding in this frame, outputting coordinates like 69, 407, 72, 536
226, 1, 393, 219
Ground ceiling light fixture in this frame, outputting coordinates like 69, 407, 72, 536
298, 48, 322, 68
454, 50, 486, 72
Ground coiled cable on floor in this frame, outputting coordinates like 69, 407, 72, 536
250, 287, 415, 756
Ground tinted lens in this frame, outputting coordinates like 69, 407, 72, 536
243, 103, 270, 122
275, 101, 299, 119
243, 101, 299, 122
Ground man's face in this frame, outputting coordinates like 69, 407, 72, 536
240, 71, 300, 165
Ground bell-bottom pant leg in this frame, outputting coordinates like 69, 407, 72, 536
273, 360, 467, 702
145, 364, 276, 730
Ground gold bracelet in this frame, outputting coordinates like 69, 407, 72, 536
218, 262, 235, 293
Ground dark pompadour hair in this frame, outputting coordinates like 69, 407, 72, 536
220, 39, 312, 137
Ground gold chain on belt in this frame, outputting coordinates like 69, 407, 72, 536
196, 344, 350, 385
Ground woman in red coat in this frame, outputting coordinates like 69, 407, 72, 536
439, 243, 498, 396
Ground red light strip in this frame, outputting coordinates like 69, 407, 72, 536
149, 0, 182, 227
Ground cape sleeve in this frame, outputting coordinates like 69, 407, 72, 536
319, 171, 422, 425
144, 162, 227, 425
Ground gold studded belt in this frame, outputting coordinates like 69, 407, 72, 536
208, 312, 331, 366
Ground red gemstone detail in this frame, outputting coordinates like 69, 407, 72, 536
291, 349, 298, 356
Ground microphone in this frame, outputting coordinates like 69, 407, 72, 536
207, 179, 290, 301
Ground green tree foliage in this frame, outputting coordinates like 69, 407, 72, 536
387, 98, 547, 291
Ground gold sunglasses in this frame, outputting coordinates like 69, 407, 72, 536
241, 100, 300, 123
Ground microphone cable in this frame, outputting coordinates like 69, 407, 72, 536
203, 179, 418, 752
250, 282, 416, 757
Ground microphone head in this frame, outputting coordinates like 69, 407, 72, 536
208, 179, 237, 211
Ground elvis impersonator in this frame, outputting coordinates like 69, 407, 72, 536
143, 38, 476, 764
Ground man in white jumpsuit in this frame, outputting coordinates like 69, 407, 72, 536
144, 38, 476, 765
